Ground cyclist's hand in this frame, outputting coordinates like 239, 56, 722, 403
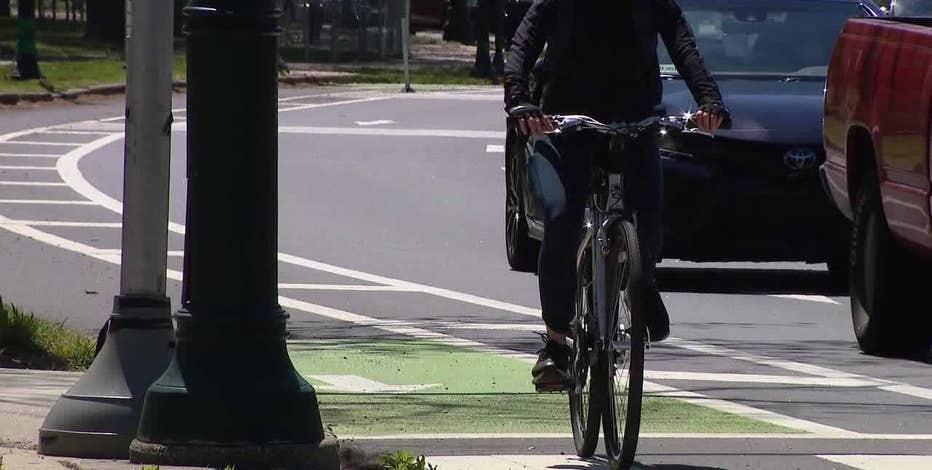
694, 109, 724, 133
508, 104, 556, 137
520, 115, 556, 136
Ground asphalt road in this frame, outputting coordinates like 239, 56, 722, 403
0, 86, 930, 470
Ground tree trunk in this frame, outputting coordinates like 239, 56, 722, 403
85, 0, 125, 43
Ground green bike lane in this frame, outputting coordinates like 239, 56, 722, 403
286, 335, 792, 437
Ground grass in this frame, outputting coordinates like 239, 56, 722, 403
0, 55, 187, 94
0, 17, 121, 60
381, 451, 437, 470
0, 17, 488, 93
0, 300, 95, 371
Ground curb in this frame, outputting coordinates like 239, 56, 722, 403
0, 72, 358, 106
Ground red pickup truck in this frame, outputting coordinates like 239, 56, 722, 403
822, 13, 932, 356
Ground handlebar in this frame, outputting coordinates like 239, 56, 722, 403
549, 113, 716, 138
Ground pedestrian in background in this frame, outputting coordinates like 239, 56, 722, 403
471, 0, 506, 77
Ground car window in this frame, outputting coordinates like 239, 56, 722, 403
658, 0, 864, 78
893, 0, 932, 16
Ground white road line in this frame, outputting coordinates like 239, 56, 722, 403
664, 337, 932, 402
29, 112, 930, 432
354, 120, 396, 126
818, 455, 932, 470
344, 432, 932, 440
0, 214, 122, 265
37, 130, 114, 135
0, 152, 62, 158
274, 252, 541, 317
646, 382, 859, 437
424, 455, 601, 470
430, 322, 543, 331
0, 199, 97, 205
51, 132, 870, 326
645, 371, 878, 387
3, 141, 83, 147
52, 121, 125, 132
0, 181, 67, 187
0, 165, 58, 170
486, 144, 505, 153
277, 96, 395, 114
172, 125, 507, 139
0, 220, 121, 228
878, 384, 932, 402
278, 283, 415, 292
665, 337, 880, 381
770, 294, 840, 305
86, 249, 184, 257
0, 204, 900, 438
397, 92, 503, 101
277, 126, 505, 139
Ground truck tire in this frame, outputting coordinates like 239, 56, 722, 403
849, 174, 922, 355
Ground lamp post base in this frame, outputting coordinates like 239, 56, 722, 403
130, 432, 340, 469
38, 296, 173, 459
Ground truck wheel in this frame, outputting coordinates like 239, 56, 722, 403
505, 134, 540, 272
850, 175, 921, 355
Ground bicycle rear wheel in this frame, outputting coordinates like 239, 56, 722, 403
568, 248, 601, 457
600, 219, 646, 470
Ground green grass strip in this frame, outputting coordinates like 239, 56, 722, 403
0, 300, 94, 371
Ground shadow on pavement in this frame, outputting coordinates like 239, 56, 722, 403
657, 267, 846, 296
633, 465, 727, 470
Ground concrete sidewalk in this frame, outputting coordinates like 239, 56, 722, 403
0, 368, 228, 469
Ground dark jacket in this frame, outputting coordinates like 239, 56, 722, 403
504, 0, 724, 120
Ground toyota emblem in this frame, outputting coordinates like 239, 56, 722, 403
783, 148, 819, 171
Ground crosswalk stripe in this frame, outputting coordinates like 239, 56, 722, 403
818, 455, 932, 470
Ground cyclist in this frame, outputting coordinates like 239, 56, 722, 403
504, 0, 729, 390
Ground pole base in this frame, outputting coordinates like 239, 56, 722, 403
130, 430, 340, 469
13, 53, 41, 80
38, 296, 173, 459
130, 309, 329, 468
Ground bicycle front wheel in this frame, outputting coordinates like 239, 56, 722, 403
600, 219, 647, 470
568, 248, 601, 457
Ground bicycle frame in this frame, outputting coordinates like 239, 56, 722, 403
575, 158, 632, 353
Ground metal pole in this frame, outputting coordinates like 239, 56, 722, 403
401, 0, 412, 93
129, 1, 337, 467
14, 0, 41, 80
38, 0, 175, 459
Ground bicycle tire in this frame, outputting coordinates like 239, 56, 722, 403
568, 248, 601, 457
600, 219, 647, 470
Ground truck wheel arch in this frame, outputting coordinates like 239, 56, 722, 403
846, 125, 878, 208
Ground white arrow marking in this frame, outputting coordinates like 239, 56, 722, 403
354, 119, 396, 126
308, 375, 440, 393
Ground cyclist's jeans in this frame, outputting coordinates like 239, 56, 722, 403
526, 132, 662, 335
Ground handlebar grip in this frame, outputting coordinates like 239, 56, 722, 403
507, 104, 543, 118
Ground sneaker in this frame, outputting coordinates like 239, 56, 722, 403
531, 333, 571, 392
643, 284, 670, 343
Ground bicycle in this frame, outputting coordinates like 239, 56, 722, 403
513, 108, 711, 469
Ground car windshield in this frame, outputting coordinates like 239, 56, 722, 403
893, 0, 932, 16
658, 0, 865, 78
